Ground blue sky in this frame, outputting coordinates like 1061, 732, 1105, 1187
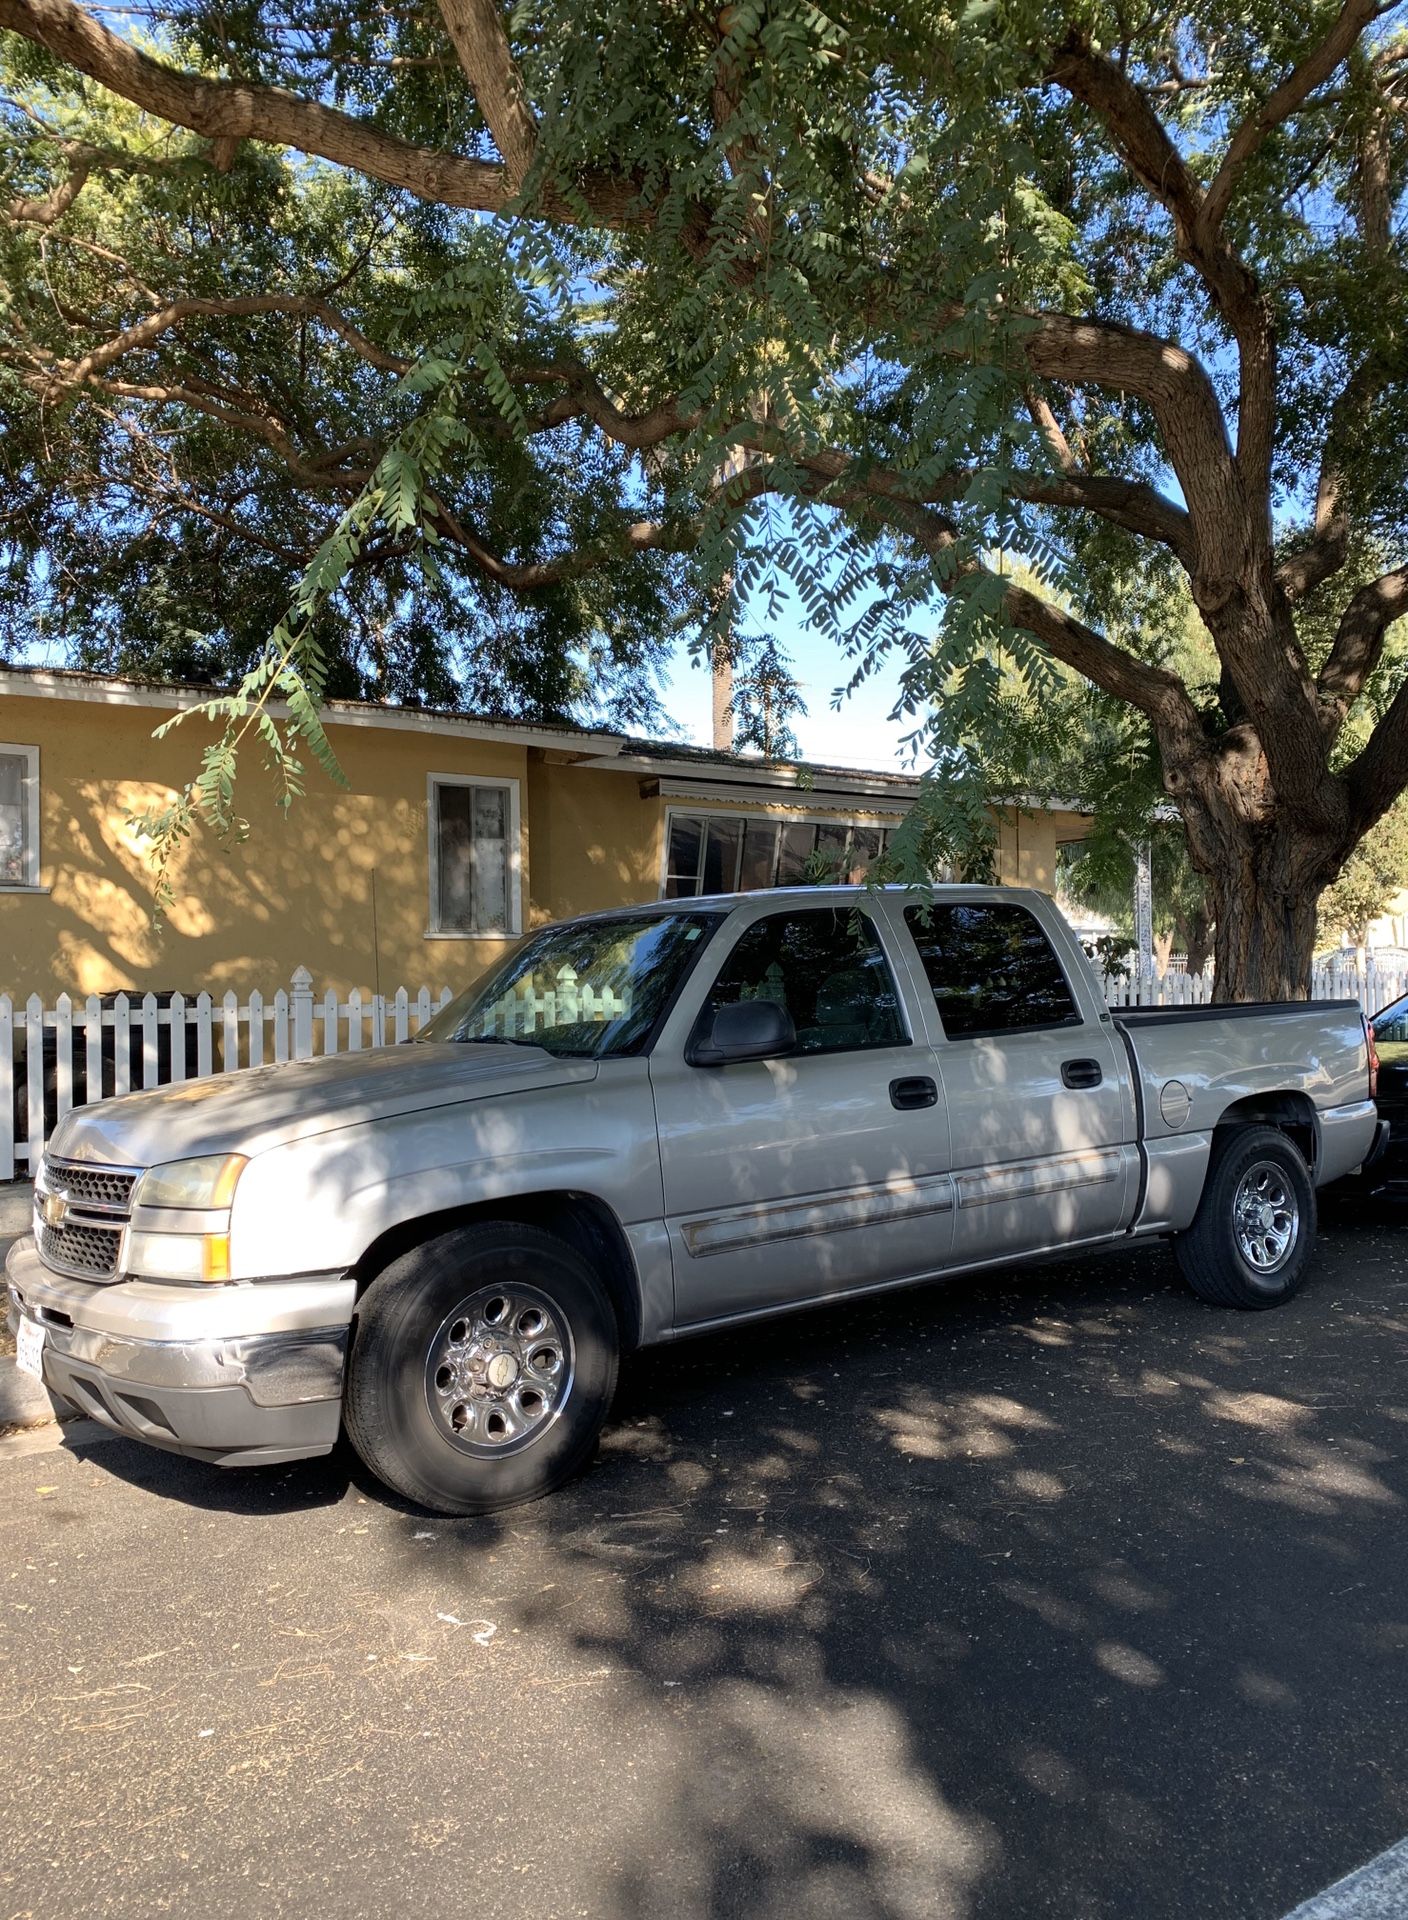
659, 617, 918, 770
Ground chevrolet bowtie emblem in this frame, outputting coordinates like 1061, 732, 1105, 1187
40, 1191, 67, 1229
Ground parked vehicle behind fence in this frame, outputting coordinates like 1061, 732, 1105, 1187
6, 886, 1385, 1514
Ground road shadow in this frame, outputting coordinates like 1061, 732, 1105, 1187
64, 1424, 353, 1514
53, 1209, 1408, 1918
377, 1219, 1408, 1920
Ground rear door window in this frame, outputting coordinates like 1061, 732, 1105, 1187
904, 903, 1081, 1039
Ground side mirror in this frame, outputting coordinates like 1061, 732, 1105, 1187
688, 998, 797, 1067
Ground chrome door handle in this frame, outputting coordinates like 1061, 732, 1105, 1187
890, 1075, 938, 1111
1061, 1058, 1103, 1090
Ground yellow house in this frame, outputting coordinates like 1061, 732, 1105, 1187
0, 666, 1090, 998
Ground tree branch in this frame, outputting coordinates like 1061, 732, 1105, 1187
734, 449, 1210, 746
433, 0, 538, 191
1319, 564, 1408, 734
1201, 0, 1384, 237
1048, 31, 1258, 332
0, 0, 646, 225
30, 293, 410, 390
1017, 314, 1237, 567
1003, 471, 1195, 565
425, 497, 694, 585
1277, 361, 1370, 602
5, 151, 91, 224
1046, 30, 1276, 507
1347, 646, 1408, 834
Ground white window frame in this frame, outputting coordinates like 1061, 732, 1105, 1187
426, 772, 522, 940
0, 742, 40, 891
660, 803, 907, 899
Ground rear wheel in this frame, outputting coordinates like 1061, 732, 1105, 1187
344, 1221, 619, 1514
1173, 1125, 1316, 1309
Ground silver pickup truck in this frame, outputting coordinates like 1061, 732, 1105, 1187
6, 885, 1383, 1513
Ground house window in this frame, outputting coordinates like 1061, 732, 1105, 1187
428, 775, 520, 937
0, 744, 39, 889
664, 809, 899, 898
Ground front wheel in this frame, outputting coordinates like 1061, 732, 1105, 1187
344, 1221, 620, 1514
1173, 1125, 1316, 1309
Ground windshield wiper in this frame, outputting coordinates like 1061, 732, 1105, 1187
455, 1034, 544, 1048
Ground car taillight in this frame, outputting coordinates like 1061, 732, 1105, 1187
1367, 1018, 1380, 1100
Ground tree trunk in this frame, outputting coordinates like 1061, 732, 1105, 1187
709, 569, 736, 752
1205, 834, 1326, 1001
1182, 904, 1213, 980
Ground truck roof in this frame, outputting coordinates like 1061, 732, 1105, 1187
564, 882, 1046, 924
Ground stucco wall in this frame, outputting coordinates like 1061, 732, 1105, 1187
525, 761, 664, 926
994, 807, 1090, 892
0, 687, 1092, 998
0, 690, 530, 998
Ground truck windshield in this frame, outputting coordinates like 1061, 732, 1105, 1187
416, 911, 723, 1059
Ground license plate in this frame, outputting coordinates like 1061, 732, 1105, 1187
15, 1316, 44, 1381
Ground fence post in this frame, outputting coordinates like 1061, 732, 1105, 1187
84, 995, 103, 1103
221, 992, 241, 1071
140, 993, 160, 1089
112, 995, 131, 1097
168, 993, 188, 1083
54, 993, 74, 1126
194, 993, 214, 1076
26, 995, 44, 1165
291, 967, 314, 1060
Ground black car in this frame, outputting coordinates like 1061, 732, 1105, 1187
1371, 991, 1408, 1173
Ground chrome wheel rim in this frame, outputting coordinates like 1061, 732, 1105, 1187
1233, 1162, 1299, 1274
424, 1284, 574, 1456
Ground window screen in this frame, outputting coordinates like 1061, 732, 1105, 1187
435, 782, 512, 933
904, 903, 1079, 1038
0, 748, 35, 887
701, 908, 907, 1055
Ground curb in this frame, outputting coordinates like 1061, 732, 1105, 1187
2, 1183, 53, 1431
1281, 1837, 1408, 1917
0, 1352, 67, 1431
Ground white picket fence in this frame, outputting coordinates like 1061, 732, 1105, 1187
2, 953, 1398, 1182
0, 963, 626, 1178
1097, 957, 1408, 1013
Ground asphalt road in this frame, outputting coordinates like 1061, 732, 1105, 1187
4, 1200, 1408, 1920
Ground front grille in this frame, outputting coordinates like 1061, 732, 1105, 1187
38, 1217, 125, 1279
43, 1160, 138, 1214
36, 1156, 140, 1282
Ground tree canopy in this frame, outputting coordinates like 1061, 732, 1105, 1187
4, 0, 1408, 991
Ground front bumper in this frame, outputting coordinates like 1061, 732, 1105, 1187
5, 1238, 353, 1467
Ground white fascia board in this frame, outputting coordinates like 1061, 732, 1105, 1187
580, 751, 923, 802
0, 670, 626, 758
651, 776, 916, 816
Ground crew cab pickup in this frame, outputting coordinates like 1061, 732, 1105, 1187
5, 886, 1383, 1514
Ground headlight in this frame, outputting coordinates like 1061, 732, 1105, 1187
124, 1229, 233, 1284
135, 1154, 247, 1210
127, 1154, 247, 1283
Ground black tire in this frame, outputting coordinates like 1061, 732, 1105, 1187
344, 1221, 619, 1515
1173, 1125, 1316, 1309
